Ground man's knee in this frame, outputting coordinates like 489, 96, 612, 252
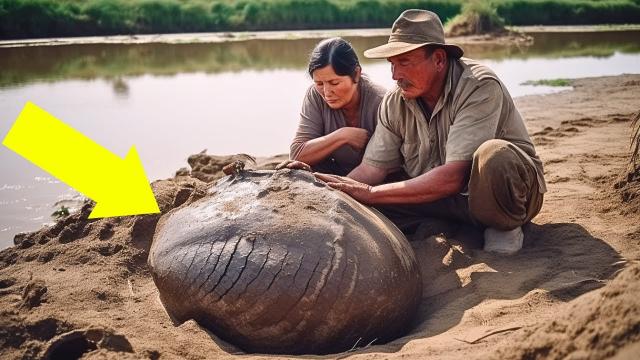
472, 139, 519, 174
469, 139, 535, 229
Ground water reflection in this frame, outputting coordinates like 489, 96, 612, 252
1, 31, 639, 89
112, 78, 130, 97
0, 40, 316, 89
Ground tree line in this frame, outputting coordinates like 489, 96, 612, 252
0, 0, 639, 40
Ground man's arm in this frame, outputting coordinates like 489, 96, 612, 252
316, 160, 470, 205
369, 160, 470, 203
347, 162, 389, 185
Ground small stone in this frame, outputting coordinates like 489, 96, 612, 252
37, 251, 55, 263
21, 280, 47, 309
22, 253, 38, 262
15, 235, 35, 249
175, 167, 190, 176
0, 277, 16, 289
98, 332, 134, 352
98, 223, 115, 240
144, 349, 161, 360
13, 233, 31, 248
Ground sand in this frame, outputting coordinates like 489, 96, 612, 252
0, 26, 539, 48
1, 74, 639, 359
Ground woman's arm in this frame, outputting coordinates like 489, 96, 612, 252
293, 127, 368, 165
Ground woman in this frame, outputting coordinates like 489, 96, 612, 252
289, 37, 386, 176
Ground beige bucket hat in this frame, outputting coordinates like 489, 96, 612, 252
364, 9, 464, 59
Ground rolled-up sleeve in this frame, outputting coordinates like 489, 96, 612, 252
290, 87, 324, 159
362, 95, 403, 169
446, 80, 503, 162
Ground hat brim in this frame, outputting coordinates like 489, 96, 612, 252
364, 41, 464, 59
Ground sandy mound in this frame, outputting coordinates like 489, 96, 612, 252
1, 75, 639, 359
613, 171, 640, 216
175, 152, 287, 183
0, 176, 209, 359
491, 264, 640, 359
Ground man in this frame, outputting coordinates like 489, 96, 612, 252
314, 9, 547, 255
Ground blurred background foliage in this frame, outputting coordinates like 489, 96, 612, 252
0, 0, 639, 40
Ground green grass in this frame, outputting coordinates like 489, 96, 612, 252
446, 0, 506, 35
521, 78, 572, 86
0, 0, 639, 39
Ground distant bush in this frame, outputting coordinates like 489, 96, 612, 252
83, 0, 134, 34
495, 0, 640, 26
227, 0, 461, 30
446, 0, 506, 36
0, 0, 638, 40
0, 0, 84, 38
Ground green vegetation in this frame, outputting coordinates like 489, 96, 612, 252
0, 0, 460, 39
446, 0, 506, 36
495, 0, 640, 26
51, 205, 70, 219
0, 0, 639, 40
521, 78, 572, 86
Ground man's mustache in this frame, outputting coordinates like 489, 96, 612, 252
397, 79, 413, 89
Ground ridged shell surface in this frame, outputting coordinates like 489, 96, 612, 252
148, 170, 421, 354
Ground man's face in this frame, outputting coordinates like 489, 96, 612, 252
388, 47, 437, 99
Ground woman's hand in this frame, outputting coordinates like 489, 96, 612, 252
275, 159, 312, 172
337, 127, 369, 151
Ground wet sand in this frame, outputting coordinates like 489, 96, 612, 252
0, 74, 639, 359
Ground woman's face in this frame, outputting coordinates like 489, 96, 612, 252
312, 65, 359, 110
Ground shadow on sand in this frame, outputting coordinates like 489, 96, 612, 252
329, 221, 624, 357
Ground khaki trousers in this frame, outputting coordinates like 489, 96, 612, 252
377, 139, 543, 232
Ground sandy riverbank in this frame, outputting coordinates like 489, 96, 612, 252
2, 25, 638, 48
1, 74, 639, 359
0, 24, 588, 48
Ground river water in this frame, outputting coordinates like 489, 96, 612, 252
1, 30, 639, 249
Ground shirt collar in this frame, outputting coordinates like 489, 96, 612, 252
432, 58, 462, 116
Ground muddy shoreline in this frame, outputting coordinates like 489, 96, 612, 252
6, 25, 636, 48
3, 25, 639, 49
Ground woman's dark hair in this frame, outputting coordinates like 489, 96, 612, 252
308, 37, 360, 81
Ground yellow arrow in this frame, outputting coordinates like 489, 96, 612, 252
2, 102, 160, 219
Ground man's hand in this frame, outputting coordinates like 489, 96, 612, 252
314, 172, 374, 203
275, 159, 312, 172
